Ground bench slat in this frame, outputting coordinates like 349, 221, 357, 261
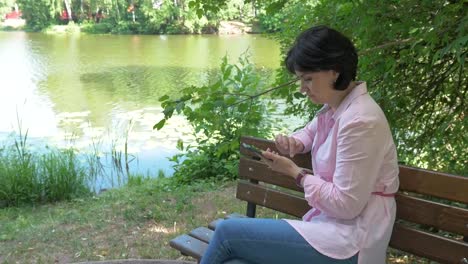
226, 213, 248, 219
191, 214, 247, 243
208, 219, 223, 230
390, 223, 468, 263
239, 157, 301, 191
399, 165, 468, 204
396, 194, 468, 236
169, 234, 207, 260
171, 213, 247, 261
236, 180, 309, 218
189, 227, 213, 244
241, 136, 311, 169
208, 213, 247, 230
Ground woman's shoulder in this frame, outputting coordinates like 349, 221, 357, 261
339, 95, 389, 130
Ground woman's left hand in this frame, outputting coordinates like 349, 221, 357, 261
261, 148, 302, 179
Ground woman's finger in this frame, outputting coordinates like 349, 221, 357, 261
260, 150, 275, 165
293, 140, 303, 153
288, 137, 297, 157
278, 135, 288, 149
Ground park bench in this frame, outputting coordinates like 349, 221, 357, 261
170, 136, 468, 264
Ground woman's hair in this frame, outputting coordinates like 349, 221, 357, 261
285, 25, 358, 90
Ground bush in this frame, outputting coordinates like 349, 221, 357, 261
17, 0, 54, 31
81, 21, 113, 34
156, 53, 275, 183
111, 21, 141, 34
257, 12, 285, 33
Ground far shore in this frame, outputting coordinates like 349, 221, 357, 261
0, 20, 264, 35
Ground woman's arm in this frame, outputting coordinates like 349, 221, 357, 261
290, 117, 318, 153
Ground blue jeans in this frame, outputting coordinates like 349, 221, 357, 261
200, 218, 358, 264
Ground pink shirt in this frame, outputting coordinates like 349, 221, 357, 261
285, 82, 399, 264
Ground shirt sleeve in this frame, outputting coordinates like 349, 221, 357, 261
290, 117, 317, 153
302, 116, 386, 220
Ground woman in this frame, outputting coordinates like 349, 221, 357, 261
200, 25, 399, 264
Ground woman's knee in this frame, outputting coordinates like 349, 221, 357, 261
215, 218, 244, 239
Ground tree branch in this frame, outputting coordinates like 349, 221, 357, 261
226, 78, 298, 107
360, 38, 414, 55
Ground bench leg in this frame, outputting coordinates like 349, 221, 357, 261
246, 179, 258, 218
246, 202, 256, 218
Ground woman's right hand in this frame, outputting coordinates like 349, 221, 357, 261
274, 134, 304, 158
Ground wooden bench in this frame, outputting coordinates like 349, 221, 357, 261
170, 136, 468, 264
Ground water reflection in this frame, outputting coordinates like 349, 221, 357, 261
0, 31, 281, 189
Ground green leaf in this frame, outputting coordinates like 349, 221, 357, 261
223, 65, 233, 80
175, 102, 185, 113
293, 92, 305, 99
153, 119, 166, 130
188, 1, 197, 9
238, 103, 249, 112
163, 106, 175, 118
176, 139, 184, 151
158, 95, 169, 102
225, 97, 237, 105
196, 9, 203, 19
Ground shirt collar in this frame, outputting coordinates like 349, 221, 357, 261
316, 82, 368, 119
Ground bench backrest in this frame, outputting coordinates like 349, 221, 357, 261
237, 136, 468, 264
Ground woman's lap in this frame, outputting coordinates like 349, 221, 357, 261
200, 218, 358, 264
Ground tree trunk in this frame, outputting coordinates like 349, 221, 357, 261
252, 0, 257, 17
114, 0, 121, 21
64, 0, 72, 22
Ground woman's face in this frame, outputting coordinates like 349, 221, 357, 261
295, 70, 339, 105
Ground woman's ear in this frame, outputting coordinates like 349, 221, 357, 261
333, 71, 340, 83
333, 71, 340, 82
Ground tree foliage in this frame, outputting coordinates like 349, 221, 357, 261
6, 0, 260, 33
15, 0, 56, 31
266, 0, 467, 174
157, 54, 275, 183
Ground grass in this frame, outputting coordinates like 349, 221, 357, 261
0, 178, 242, 263
0, 135, 96, 205
0, 177, 431, 264
0, 117, 140, 207
0, 142, 92, 207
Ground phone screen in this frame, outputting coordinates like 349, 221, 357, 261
241, 143, 271, 161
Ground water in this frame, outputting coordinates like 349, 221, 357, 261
0, 31, 281, 190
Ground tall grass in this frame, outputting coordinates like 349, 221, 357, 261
0, 126, 92, 207
0, 117, 148, 207
106, 119, 137, 188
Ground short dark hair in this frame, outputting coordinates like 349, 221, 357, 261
285, 25, 358, 90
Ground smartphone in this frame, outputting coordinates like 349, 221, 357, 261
241, 143, 272, 161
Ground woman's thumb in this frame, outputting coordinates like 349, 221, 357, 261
262, 149, 274, 158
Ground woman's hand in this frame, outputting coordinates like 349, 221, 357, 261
261, 148, 302, 179
275, 134, 304, 158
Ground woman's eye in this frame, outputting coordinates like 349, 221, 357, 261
295, 77, 312, 85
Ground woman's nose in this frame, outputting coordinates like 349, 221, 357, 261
299, 82, 307, 94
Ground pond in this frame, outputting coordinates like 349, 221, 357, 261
0, 31, 282, 190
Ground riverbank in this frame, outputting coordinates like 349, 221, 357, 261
0, 177, 429, 263
0, 20, 263, 35
0, 18, 25, 30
